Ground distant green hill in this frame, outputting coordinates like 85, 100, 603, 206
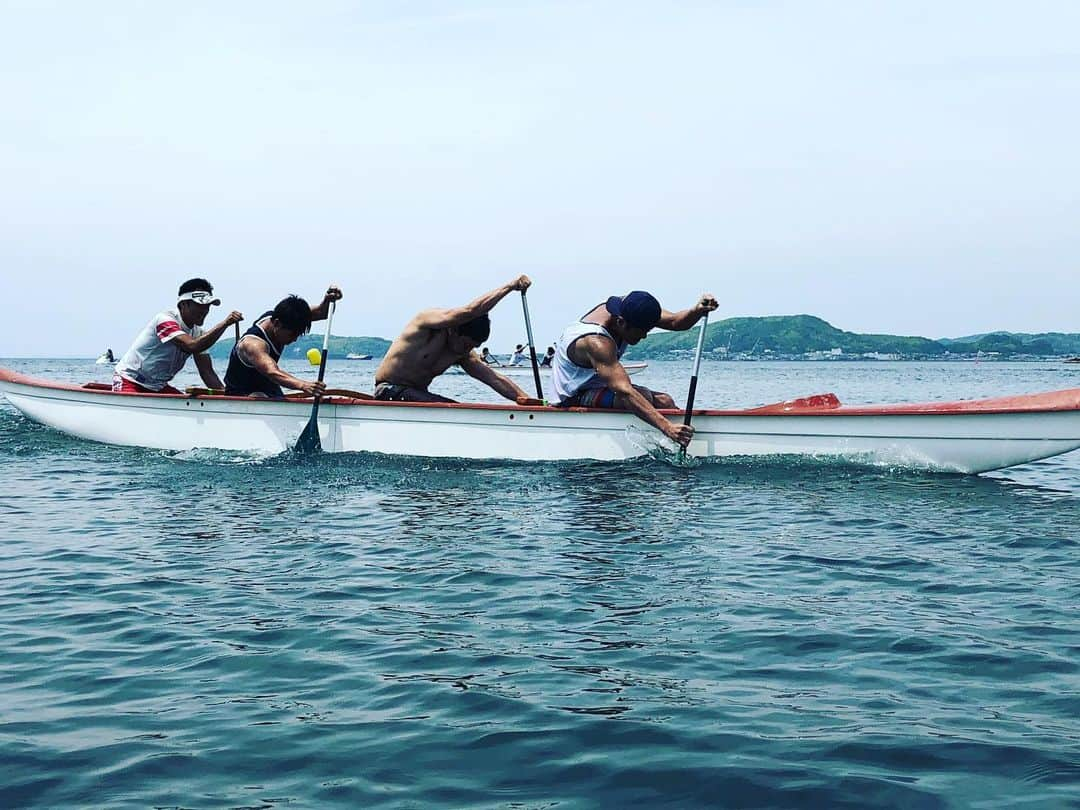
938, 331, 1080, 356
207, 334, 391, 360
627, 315, 948, 358
202, 317, 1080, 361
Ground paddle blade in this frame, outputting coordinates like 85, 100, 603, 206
295, 407, 322, 454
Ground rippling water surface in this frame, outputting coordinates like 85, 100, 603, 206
1, 359, 1079, 808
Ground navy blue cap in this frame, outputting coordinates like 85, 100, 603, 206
606, 291, 661, 330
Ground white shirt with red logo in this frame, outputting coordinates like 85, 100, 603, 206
114, 309, 204, 391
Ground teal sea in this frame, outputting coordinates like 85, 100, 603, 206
2, 359, 1079, 808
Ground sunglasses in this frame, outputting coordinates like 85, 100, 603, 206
178, 291, 219, 305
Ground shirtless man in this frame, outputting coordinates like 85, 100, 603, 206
374, 276, 537, 404
552, 290, 719, 448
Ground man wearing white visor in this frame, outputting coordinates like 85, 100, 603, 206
113, 278, 244, 394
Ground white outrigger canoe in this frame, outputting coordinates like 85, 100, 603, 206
2, 367, 1080, 473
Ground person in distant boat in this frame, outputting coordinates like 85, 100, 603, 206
373, 276, 538, 403
552, 290, 718, 448
103, 349, 115, 363
508, 344, 527, 366
224, 286, 343, 398
539, 346, 555, 368
113, 279, 244, 394
480, 347, 501, 366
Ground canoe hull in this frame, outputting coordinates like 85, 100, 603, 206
339, 404, 1080, 472
3, 369, 1080, 473
2, 382, 313, 453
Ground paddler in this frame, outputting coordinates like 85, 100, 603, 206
508, 344, 527, 366
552, 290, 719, 448
224, 286, 343, 398
113, 278, 244, 394
373, 276, 538, 403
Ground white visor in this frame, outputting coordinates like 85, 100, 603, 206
178, 290, 221, 306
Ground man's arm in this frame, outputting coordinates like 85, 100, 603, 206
577, 335, 694, 447
193, 353, 224, 390
237, 337, 326, 396
171, 310, 244, 354
656, 294, 719, 331
414, 275, 531, 330
459, 352, 535, 403
309, 285, 344, 321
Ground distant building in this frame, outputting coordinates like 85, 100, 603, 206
805, 347, 844, 359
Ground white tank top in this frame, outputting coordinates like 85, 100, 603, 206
551, 320, 627, 403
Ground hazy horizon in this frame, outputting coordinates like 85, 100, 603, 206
6, 311, 1080, 360
2, 1, 1078, 357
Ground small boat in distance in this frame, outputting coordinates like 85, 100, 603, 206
495, 362, 647, 378
345, 353, 373, 360
1066, 357, 1080, 364
95, 349, 116, 365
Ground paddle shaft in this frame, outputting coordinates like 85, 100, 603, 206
683, 312, 709, 427
520, 291, 544, 401
295, 301, 336, 453
315, 300, 336, 387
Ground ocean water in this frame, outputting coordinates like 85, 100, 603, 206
1, 359, 1079, 808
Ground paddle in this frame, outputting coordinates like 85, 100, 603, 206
295, 301, 336, 454
520, 290, 544, 402
680, 312, 709, 457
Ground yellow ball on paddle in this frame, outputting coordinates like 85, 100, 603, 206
306, 348, 322, 366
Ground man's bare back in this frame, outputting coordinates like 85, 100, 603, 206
374, 276, 535, 404
375, 315, 466, 390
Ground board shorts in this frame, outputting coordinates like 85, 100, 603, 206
373, 383, 456, 404
559, 387, 619, 408
112, 374, 181, 395
559, 384, 659, 409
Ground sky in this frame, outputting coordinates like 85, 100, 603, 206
1, 0, 1078, 356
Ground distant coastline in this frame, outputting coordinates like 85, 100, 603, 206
626, 315, 1080, 362
68, 314, 1080, 363
205, 335, 391, 361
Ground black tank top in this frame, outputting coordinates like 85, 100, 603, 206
224, 312, 286, 398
